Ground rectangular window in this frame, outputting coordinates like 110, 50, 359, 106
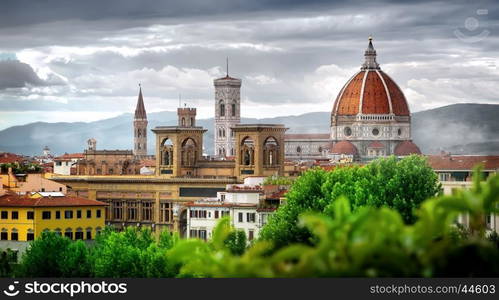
11, 211, 18, 220
1, 211, 7, 219
127, 201, 138, 221
214, 210, 219, 219
75, 231, 84, 240
42, 211, 51, 220
96, 209, 101, 218
199, 230, 207, 241
247, 213, 256, 223
190, 229, 197, 238
160, 203, 171, 223
86, 210, 91, 218
56, 211, 61, 219
27, 233, 34, 241
142, 202, 153, 222
0, 232, 7, 240
77, 210, 82, 219
238, 212, 243, 222
64, 210, 73, 219
27, 211, 34, 220
248, 230, 254, 241
113, 201, 123, 220
11, 232, 18, 241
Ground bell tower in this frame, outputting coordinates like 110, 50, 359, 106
133, 84, 148, 158
214, 58, 241, 159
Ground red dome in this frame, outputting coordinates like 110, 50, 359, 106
330, 141, 358, 155
332, 70, 409, 116
332, 38, 410, 117
394, 141, 421, 156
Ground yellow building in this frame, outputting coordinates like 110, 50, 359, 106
0, 192, 106, 241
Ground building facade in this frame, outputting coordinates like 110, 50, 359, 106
214, 73, 242, 159
0, 192, 106, 242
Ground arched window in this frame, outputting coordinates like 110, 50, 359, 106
231, 103, 236, 117
240, 137, 255, 166
219, 100, 225, 117
296, 146, 301, 153
137, 129, 141, 137
222, 128, 226, 137
161, 138, 173, 166
230, 148, 234, 156
181, 117, 186, 127
75, 228, 84, 240
86, 227, 92, 240
181, 138, 197, 167
190, 117, 194, 126
65, 228, 73, 240
264, 137, 279, 166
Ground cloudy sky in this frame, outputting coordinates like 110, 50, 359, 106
0, 0, 497, 130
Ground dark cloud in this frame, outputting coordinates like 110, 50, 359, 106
0, 60, 48, 89
0, 0, 498, 129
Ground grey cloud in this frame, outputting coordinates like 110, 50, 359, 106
0, 60, 51, 89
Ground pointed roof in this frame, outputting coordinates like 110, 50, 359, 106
361, 36, 380, 70
134, 85, 147, 120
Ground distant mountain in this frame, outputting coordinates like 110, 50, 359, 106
0, 103, 497, 156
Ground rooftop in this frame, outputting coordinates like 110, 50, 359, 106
0, 193, 107, 207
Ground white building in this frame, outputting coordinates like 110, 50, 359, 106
53, 153, 83, 175
186, 177, 279, 242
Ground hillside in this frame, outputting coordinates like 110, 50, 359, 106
0, 103, 497, 156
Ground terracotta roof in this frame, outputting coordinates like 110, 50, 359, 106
134, 86, 147, 119
333, 70, 409, 116
140, 159, 156, 167
330, 141, 358, 155
367, 141, 385, 149
0, 153, 25, 164
427, 155, 499, 171
55, 153, 84, 160
266, 190, 287, 199
285, 133, 330, 140
394, 141, 421, 156
0, 193, 107, 207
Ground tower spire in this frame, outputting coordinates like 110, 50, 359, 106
226, 57, 229, 77
134, 83, 147, 120
361, 36, 380, 70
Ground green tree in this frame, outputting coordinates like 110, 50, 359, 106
224, 230, 247, 255
260, 155, 441, 249
18, 232, 71, 277
60, 241, 91, 277
169, 169, 499, 277
90, 227, 178, 277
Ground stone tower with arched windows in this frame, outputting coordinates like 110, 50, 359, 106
214, 67, 241, 159
133, 85, 148, 158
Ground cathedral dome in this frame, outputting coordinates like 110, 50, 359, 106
332, 37, 410, 116
394, 140, 421, 156
330, 141, 358, 155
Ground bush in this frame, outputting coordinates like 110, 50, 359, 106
259, 155, 441, 249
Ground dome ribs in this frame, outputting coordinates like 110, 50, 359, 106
336, 71, 364, 115
362, 71, 390, 114
380, 72, 410, 116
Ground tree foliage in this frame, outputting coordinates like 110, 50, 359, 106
170, 168, 499, 277
259, 155, 441, 248
12, 163, 498, 278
